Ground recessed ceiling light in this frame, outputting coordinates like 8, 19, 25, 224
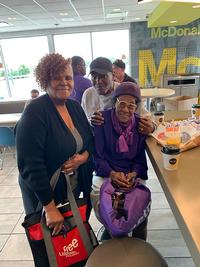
106, 11, 128, 19
0, 21, 9, 27
113, 8, 121, 12
192, 4, 200, 8
170, 20, 177, 23
135, 17, 141, 20
59, 12, 68, 16
61, 18, 74, 22
7, 17, 16, 20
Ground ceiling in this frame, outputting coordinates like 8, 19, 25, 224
0, 0, 159, 33
148, 1, 200, 27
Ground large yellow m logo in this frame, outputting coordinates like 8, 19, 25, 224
138, 48, 200, 87
139, 48, 176, 87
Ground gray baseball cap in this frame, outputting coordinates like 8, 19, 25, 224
90, 57, 112, 74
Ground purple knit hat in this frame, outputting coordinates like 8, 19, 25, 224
113, 82, 141, 103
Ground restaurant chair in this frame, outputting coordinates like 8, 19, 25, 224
86, 237, 168, 267
0, 127, 16, 170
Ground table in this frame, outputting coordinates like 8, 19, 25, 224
141, 88, 175, 110
146, 137, 200, 267
0, 113, 21, 127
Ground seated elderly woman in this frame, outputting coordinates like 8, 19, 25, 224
91, 81, 149, 241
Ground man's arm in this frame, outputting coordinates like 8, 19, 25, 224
91, 111, 104, 126
81, 88, 93, 122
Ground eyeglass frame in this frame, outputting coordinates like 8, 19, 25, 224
116, 98, 137, 111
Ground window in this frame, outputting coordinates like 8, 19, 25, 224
54, 33, 92, 74
92, 30, 130, 73
0, 28, 131, 99
0, 49, 8, 99
0, 36, 49, 98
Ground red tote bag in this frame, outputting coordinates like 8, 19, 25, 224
22, 169, 98, 267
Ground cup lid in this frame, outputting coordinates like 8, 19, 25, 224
161, 145, 180, 155
154, 111, 164, 116
192, 104, 200, 108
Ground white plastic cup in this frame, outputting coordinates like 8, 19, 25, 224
161, 145, 180, 171
153, 111, 164, 125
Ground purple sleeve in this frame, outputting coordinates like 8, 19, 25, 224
86, 78, 92, 87
133, 136, 148, 180
81, 78, 92, 93
93, 125, 113, 177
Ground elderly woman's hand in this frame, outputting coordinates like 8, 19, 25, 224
139, 116, 155, 135
61, 151, 89, 174
110, 171, 131, 188
126, 171, 137, 187
91, 111, 104, 126
44, 200, 64, 236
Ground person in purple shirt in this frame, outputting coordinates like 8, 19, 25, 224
69, 56, 92, 103
91, 82, 148, 241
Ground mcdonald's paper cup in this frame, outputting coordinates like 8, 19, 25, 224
191, 104, 200, 119
161, 145, 180, 171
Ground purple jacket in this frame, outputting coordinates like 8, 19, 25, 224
69, 74, 92, 104
93, 109, 148, 180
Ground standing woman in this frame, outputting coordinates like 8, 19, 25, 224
15, 53, 93, 266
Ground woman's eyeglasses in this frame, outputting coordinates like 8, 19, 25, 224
116, 98, 137, 111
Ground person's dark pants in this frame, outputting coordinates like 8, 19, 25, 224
132, 218, 148, 241
101, 218, 148, 241
86, 195, 92, 221
26, 235, 50, 267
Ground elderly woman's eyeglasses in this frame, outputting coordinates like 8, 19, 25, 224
116, 98, 137, 111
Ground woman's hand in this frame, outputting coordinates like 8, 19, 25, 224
110, 171, 130, 188
61, 151, 89, 174
44, 200, 64, 236
139, 116, 155, 135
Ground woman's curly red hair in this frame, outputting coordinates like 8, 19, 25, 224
35, 53, 71, 91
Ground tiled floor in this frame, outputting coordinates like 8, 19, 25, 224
0, 152, 196, 267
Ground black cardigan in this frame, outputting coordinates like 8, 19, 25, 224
15, 94, 93, 211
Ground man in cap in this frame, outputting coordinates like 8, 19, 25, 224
81, 57, 154, 135
81, 57, 118, 124
112, 59, 137, 84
